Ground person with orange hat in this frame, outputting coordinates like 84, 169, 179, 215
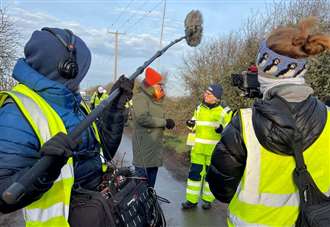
131, 67, 175, 188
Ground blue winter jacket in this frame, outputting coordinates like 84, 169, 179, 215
0, 59, 124, 213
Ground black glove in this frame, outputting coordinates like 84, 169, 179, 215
110, 75, 134, 110
215, 125, 223, 134
186, 120, 196, 128
40, 132, 76, 180
40, 132, 76, 158
165, 119, 175, 129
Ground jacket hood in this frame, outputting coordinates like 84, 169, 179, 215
13, 59, 81, 109
252, 94, 327, 155
24, 28, 91, 92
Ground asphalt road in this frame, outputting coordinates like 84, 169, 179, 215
115, 133, 228, 227
0, 132, 228, 227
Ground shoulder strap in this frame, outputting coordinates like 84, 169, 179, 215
292, 135, 306, 172
292, 131, 329, 206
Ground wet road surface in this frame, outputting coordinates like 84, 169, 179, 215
115, 133, 228, 227
0, 133, 228, 227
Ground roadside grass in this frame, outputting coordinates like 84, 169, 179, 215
164, 132, 189, 154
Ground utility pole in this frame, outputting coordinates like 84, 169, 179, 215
108, 30, 125, 82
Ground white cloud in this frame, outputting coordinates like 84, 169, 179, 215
9, 5, 191, 96
10, 6, 184, 58
116, 8, 162, 17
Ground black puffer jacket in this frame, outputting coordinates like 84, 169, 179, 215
206, 95, 327, 203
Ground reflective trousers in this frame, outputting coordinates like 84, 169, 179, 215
185, 152, 215, 203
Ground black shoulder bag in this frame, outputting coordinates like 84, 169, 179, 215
293, 138, 330, 227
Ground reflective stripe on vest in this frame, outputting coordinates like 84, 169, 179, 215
191, 104, 224, 155
186, 132, 196, 146
196, 120, 220, 127
228, 108, 330, 226
0, 84, 101, 227
194, 138, 218, 145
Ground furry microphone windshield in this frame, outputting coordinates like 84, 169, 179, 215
2, 10, 205, 205
184, 10, 203, 47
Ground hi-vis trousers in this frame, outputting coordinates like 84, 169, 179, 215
185, 152, 215, 203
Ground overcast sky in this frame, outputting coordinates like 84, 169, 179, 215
4, 0, 275, 96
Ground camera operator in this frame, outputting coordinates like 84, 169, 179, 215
206, 17, 330, 226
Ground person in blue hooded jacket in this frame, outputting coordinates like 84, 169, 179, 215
0, 27, 133, 226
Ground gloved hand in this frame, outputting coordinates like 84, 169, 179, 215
40, 132, 76, 180
215, 125, 223, 134
165, 119, 175, 129
186, 120, 196, 128
110, 75, 134, 110
40, 132, 76, 158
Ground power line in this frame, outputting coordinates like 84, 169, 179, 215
115, 0, 151, 31
110, 0, 135, 29
123, 0, 163, 34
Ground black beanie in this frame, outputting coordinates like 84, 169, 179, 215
24, 28, 91, 92
207, 84, 223, 99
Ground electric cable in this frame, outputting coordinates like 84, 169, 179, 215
110, 0, 135, 30
123, 0, 163, 34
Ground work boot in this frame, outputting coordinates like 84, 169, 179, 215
202, 201, 212, 210
181, 201, 197, 210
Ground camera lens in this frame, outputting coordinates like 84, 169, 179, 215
231, 74, 242, 87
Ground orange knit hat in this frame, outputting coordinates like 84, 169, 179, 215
144, 67, 163, 87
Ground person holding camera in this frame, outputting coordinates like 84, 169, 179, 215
131, 67, 175, 188
182, 84, 232, 210
207, 17, 330, 226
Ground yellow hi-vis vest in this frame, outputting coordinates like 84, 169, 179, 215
228, 108, 330, 227
0, 84, 102, 227
188, 104, 231, 155
91, 92, 108, 107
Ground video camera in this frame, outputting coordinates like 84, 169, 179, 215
231, 65, 262, 98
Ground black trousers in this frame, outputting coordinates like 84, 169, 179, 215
134, 166, 159, 188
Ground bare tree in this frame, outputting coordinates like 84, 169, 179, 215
180, 0, 330, 113
0, 8, 19, 91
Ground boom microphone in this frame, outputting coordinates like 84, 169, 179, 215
2, 10, 204, 205
184, 10, 203, 47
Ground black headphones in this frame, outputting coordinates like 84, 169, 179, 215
41, 27, 79, 79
